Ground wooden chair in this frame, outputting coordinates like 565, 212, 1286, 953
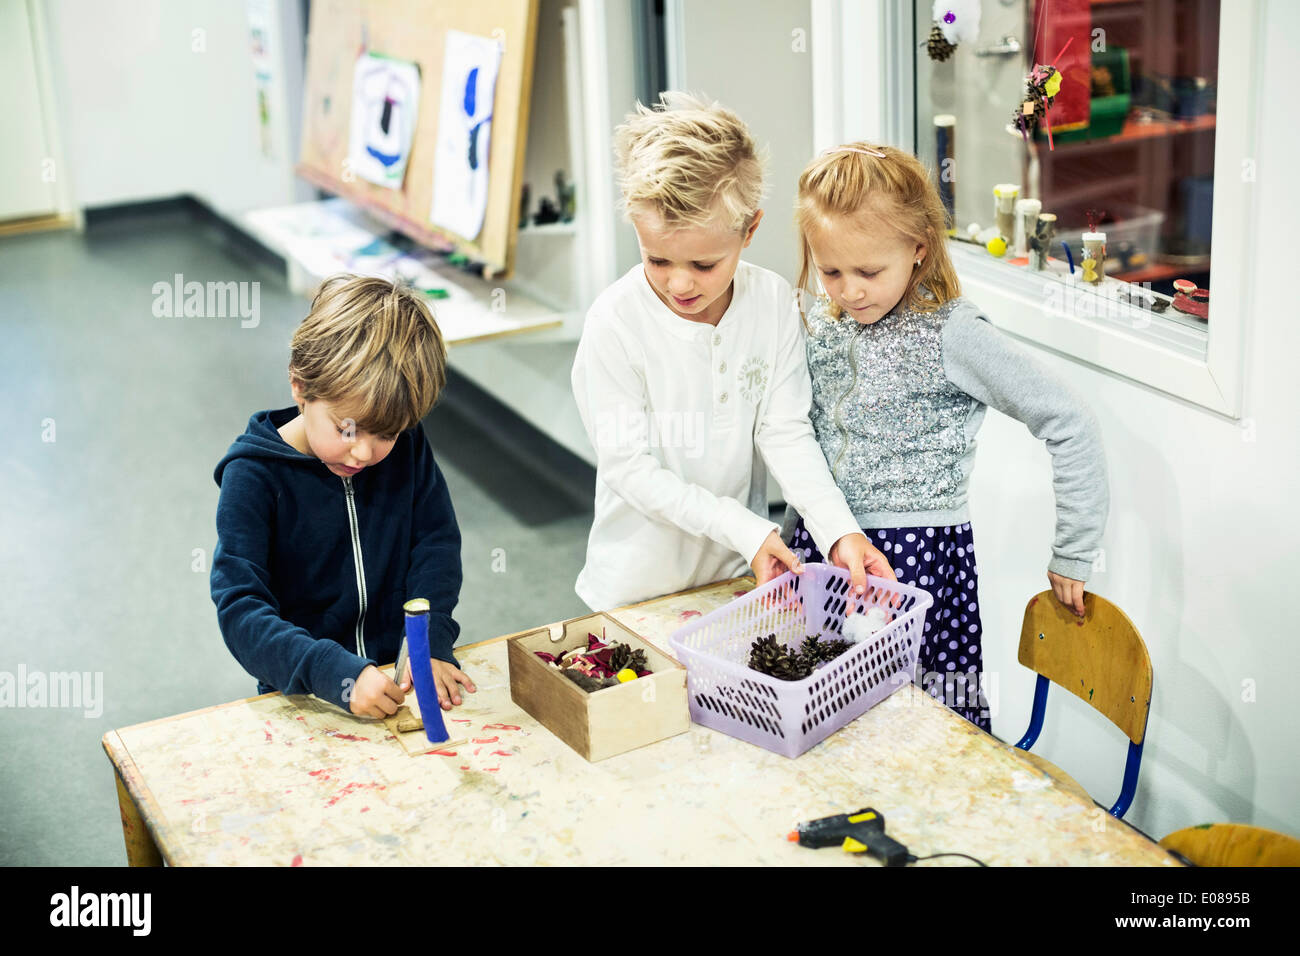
1160, 824, 1300, 867
1014, 590, 1152, 818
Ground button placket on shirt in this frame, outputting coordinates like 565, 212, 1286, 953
714, 332, 723, 400
711, 329, 732, 421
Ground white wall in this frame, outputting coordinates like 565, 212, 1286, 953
42, 0, 308, 217
959, 2, 1300, 839
670, 0, 813, 280
1, 2, 60, 220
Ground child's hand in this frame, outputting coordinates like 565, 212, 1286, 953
349, 664, 405, 719
829, 532, 898, 607
1048, 571, 1086, 617
430, 659, 477, 710
750, 530, 804, 586
398, 658, 479, 710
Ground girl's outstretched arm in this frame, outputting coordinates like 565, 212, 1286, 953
941, 303, 1108, 613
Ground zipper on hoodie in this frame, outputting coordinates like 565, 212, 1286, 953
342, 475, 368, 658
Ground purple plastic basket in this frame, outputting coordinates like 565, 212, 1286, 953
668, 564, 933, 758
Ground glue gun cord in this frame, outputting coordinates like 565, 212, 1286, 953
907, 852, 988, 867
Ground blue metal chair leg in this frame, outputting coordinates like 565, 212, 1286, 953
1015, 674, 1050, 750
1109, 738, 1144, 818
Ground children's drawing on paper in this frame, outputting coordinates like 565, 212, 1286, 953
347, 52, 421, 189
430, 30, 502, 239
246, 0, 275, 158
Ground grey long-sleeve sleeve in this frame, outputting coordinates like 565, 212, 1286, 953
942, 306, 1109, 582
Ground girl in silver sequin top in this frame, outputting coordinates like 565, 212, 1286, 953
783, 145, 1108, 732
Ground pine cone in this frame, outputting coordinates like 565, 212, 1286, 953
927, 24, 956, 62
607, 643, 650, 675
749, 634, 811, 681
749, 634, 785, 673
771, 654, 811, 681
1014, 67, 1058, 135
796, 635, 855, 672
796, 636, 822, 673
820, 638, 853, 661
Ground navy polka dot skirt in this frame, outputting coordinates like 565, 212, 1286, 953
788, 517, 992, 733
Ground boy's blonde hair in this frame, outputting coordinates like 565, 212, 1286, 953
289, 274, 447, 437
796, 143, 960, 319
614, 90, 767, 232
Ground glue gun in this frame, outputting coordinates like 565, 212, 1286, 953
787, 808, 910, 867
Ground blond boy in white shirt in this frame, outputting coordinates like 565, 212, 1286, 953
571, 92, 894, 611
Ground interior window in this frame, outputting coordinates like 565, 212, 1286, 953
914, 0, 1218, 325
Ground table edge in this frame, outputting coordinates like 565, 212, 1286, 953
102, 730, 190, 866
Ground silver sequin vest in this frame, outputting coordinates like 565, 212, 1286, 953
804, 295, 982, 519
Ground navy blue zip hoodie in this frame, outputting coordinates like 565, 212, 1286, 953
210, 406, 462, 710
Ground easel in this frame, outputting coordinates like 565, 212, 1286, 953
297, 0, 539, 277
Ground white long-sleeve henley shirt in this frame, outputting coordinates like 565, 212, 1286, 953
571, 260, 860, 610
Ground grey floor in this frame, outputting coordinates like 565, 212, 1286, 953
0, 207, 594, 865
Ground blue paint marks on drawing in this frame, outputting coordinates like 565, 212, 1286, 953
464, 67, 479, 115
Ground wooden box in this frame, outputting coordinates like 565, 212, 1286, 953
507, 613, 689, 761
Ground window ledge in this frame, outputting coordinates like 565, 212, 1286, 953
952, 241, 1207, 358
951, 240, 1237, 416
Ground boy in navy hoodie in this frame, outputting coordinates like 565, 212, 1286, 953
211, 274, 473, 719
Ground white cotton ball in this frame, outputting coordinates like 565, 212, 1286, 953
933, 0, 981, 46
844, 607, 890, 642
966, 222, 981, 239
842, 614, 869, 643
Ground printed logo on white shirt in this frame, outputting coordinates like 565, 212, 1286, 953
738, 356, 770, 404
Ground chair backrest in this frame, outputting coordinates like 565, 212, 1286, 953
1160, 823, 1300, 867
1017, 590, 1152, 744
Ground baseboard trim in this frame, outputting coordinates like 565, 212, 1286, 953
84, 195, 286, 275
0, 212, 77, 238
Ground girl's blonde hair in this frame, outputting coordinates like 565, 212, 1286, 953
613, 90, 767, 232
289, 274, 447, 437
796, 143, 960, 319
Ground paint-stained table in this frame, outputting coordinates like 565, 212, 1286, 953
103, 578, 1179, 866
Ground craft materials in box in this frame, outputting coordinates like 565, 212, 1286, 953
533, 631, 652, 692
507, 613, 688, 762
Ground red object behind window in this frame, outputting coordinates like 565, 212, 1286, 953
1036, 0, 1092, 133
